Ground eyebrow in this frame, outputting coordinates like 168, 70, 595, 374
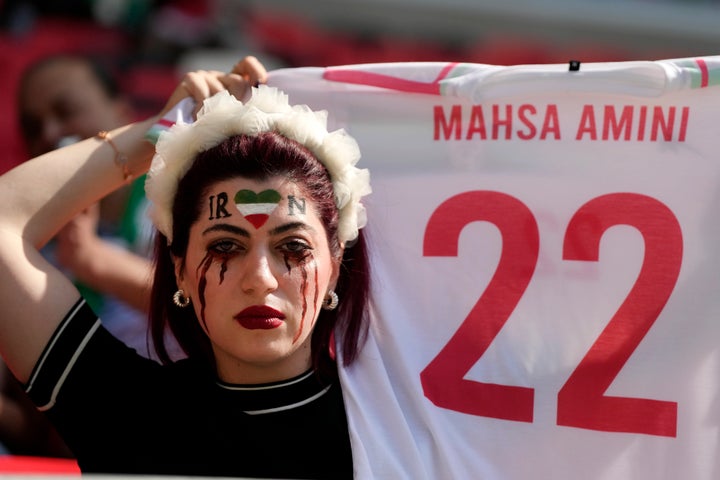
202, 224, 249, 237
201, 221, 316, 237
269, 221, 316, 236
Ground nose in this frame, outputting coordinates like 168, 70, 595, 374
239, 249, 279, 296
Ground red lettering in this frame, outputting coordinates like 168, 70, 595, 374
493, 105, 513, 140
433, 104, 688, 143
434, 105, 462, 140
517, 104, 537, 140
421, 192, 682, 437
466, 105, 487, 140
637, 106, 647, 141
540, 104, 561, 140
651, 106, 675, 141
558, 193, 681, 437
679, 106, 689, 142
602, 105, 633, 141
421, 191, 538, 422
576, 105, 597, 140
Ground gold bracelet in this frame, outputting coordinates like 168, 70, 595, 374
96, 130, 132, 182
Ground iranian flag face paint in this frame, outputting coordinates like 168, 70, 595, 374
234, 189, 282, 228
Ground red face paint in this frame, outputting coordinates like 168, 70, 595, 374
195, 251, 230, 330
283, 251, 320, 344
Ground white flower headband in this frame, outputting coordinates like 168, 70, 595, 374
145, 86, 371, 245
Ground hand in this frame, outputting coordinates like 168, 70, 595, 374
160, 55, 268, 117
54, 204, 102, 280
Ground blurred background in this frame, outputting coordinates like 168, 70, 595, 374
2, 0, 720, 173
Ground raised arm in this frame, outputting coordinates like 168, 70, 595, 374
0, 57, 267, 382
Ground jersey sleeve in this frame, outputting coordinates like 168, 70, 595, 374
24, 297, 158, 409
24, 298, 103, 410
21, 298, 166, 471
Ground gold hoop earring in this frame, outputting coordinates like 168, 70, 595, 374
173, 289, 191, 308
322, 290, 339, 311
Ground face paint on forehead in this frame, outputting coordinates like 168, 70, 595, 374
234, 189, 281, 229
208, 192, 233, 221
287, 195, 306, 217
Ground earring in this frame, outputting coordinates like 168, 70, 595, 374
173, 289, 191, 308
322, 290, 339, 311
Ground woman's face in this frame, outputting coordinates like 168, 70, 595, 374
175, 176, 340, 384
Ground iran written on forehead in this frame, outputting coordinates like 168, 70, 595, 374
206, 179, 309, 231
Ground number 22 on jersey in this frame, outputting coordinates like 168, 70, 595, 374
420, 191, 681, 438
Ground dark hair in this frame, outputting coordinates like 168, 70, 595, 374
149, 132, 370, 379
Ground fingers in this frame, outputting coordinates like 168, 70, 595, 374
159, 56, 269, 118
183, 55, 267, 104
219, 73, 256, 102
221, 56, 269, 101
231, 56, 268, 87
182, 70, 228, 103
179, 70, 229, 116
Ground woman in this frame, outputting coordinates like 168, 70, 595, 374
0, 57, 372, 478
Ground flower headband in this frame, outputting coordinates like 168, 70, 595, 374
145, 85, 371, 245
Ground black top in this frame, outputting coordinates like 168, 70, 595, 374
25, 299, 353, 479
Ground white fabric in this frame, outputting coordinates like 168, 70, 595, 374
268, 57, 720, 480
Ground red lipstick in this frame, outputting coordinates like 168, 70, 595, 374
235, 305, 285, 330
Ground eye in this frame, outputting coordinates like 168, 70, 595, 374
279, 238, 312, 256
208, 239, 242, 255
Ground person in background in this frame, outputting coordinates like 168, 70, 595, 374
1, 53, 170, 458
17, 54, 154, 327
